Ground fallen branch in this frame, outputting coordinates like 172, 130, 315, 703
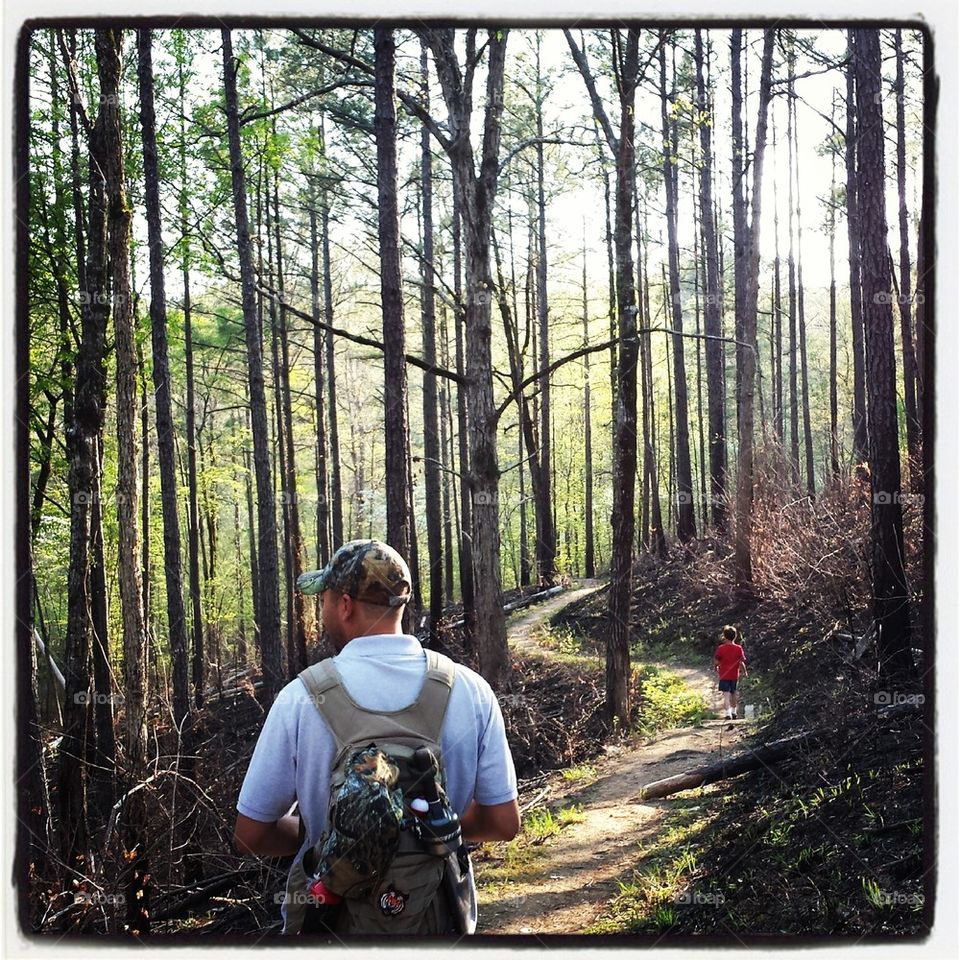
35, 629, 66, 693
638, 701, 923, 801
447, 584, 568, 630
150, 868, 264, 923
638, 731, 821, 800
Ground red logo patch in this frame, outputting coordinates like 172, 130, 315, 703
379, 887, 408, 916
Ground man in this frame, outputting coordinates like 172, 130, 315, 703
234, 539, 520, 935
714, 624, 748, 720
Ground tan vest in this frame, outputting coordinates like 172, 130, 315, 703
283, 649, 457, 935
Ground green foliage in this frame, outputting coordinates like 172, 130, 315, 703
634, 665, 707, 732
561, 764, 598, 784
522, 803, 584, 842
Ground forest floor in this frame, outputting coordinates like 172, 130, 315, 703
475, 580, 754, 936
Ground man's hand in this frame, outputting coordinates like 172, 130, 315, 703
460, 799, 520, 843
234, 812, 302, 858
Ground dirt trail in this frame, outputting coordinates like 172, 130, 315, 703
477, 581, 754, 936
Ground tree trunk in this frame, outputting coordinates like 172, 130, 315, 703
894, 28, 921, 480
566, 27, 643, 726
140, 28, 190, 761
419, 41, 444, 639
787, 52, 816, 494
309, 142, 331, 568
450, 182, 474, 618
425, 28, 510, 686
786, 43, 801, 484
694, 29, 727, 531
57, 22, 116, 869
97, 27, 145, 930
771, 110, 785, 448
660, 39, 696, 543
845, 32, 869, 466
582, 233, 595, 577
221, 29, 283, 704
265, 185, 294, 676
375, 29, 414, 597
730, 29, 747, 430
534, 39, 557, 584
272, 160, 308, 673
854, 29, 915, 679
438, 304, 456, 602
828, 108, 841, 478
734, 29, 775, 586
641, 202, 666, 557
319, 155, 345, 550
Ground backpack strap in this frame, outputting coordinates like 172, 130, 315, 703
298, 649, 457, 757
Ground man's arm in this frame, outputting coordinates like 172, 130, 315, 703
459, 799, 520, 843
234, 811, 302, 858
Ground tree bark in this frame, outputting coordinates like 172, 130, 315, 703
694, 29, 727, 531
582, 233, 595, 577
567, 27, 643, 726
845, 32, 869, 466
320, 152, 345, 550
140, 27, 190, 756
419, 41, 444, 640
828, 107, 841, 478
424, 28, 510, 686
786, 48, 815, 494
734, 29, 775, 586
854, 29, 915, 679
221, 29, 283, 704
271, 159, 308, 674
533, 37, 558, 584
375, 28, 415, 595
894, 28, 921, 481
660, 38, 696, 543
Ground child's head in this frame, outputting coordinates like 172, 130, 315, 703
722, 624, 738, 643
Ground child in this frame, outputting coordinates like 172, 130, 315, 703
714, 625, 748, 720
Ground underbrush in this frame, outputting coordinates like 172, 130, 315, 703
589, 715, 926, 936
634, 665, 707, 732
555, 466, 929, 937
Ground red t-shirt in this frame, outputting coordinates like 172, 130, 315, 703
715, 642, 746, 681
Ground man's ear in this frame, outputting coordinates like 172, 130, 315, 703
339, 592, 355, 621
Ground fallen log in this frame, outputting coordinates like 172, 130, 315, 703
638, 701, 924, 801
637, 730, 820, 800
447, 584, 568, 630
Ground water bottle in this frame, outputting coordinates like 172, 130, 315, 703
412, 747, 462, 857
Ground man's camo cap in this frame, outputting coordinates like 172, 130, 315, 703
296, 539, 412, 608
